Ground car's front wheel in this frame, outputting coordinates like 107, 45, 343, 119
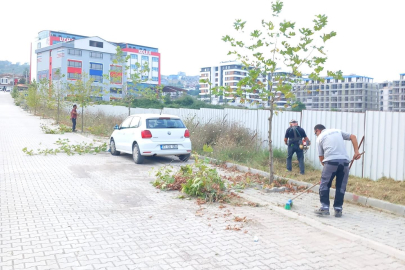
132, 143, 144, 164
110, 139, 120, 156
178, 153, 191, 162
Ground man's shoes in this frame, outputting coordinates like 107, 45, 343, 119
314, 207, 330, 216
300, 172, 305, 175
334, 209, 343, 217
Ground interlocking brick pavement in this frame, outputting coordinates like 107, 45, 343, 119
1, 92, 405, 269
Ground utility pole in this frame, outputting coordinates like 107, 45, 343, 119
209, 83, 212, 104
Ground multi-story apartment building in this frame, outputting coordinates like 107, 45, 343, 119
390, 74, 405, 112
294, 74, 379, 112
30, 30, 160, 101
379, 81, 392, 111
199, 61, 267, 105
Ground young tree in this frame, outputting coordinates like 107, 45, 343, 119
52, 69, 67, 124
26, 80, 41, 115
108, 46, 151, 116
68, 72, 99, 132
38, 78, 54, 118
215, 1, 342, 183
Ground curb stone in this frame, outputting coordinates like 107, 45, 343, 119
201, 156, 405, 217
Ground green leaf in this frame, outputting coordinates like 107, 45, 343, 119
271, 1, 283, 16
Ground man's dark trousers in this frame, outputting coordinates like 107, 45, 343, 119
319, 159, 349, 209
72, 118, 76, 131
286, 143, 305, 174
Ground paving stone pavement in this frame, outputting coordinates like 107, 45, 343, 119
237, 174, 405, 252
1, 92, 405, 270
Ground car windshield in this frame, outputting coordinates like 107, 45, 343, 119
146, 118, 185, 129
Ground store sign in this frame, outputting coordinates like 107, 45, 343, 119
138, 50, 151, 55
60, 37, 74, 42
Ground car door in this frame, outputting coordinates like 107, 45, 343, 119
115, 116, 133, 152
123, 116, 141, 152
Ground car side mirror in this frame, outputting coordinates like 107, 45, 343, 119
114, 125, 119, 130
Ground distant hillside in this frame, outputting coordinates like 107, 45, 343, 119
161, 73, 199, 89
0, 61, 29, 75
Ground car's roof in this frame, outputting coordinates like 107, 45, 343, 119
128, 114, 181, 119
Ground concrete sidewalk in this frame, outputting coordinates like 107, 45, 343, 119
1, 92, 405, 270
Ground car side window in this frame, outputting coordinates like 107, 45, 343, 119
120, 117, 133, 129
129, 117, 140, 128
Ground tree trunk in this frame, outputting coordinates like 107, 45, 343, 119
57, 97, 60, 124
268, 102, 274, 184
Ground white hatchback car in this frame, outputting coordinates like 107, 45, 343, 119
109, 114, 192, 164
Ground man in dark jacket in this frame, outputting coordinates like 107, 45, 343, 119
284, 120, 311, 175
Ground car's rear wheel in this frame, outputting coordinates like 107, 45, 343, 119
178, 153, 191, 162
110, 139, 120, 156
133, 143, 144, 164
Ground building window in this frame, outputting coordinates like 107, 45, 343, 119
142, 76, 148, 80
67, 73, 81, 80
37, 43, 41, 49
90, 63, 103, 70
90, 75, 103, 82
90, 52, 103, 59
131, 54, 138, 60
141, 56, 149, 61
110, 87, 121, 94
152, 77, 158, 81
110, 65, 122, 72
152, 67, 158, 72
152, 57, 159, 62
89, 40, 103, 48
68, 61, 82, 68
68, 49, 82, 56
131, 64, 138, 69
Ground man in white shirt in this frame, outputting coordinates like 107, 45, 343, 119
314, 124, 362, 217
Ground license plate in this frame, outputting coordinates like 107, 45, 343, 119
161, 144, 178, 150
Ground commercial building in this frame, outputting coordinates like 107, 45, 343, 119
294, 74, 379, 112
30, 30, 160, 100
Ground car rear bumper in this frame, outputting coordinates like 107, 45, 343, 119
139, 141, 192, 156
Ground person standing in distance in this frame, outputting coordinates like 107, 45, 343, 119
71, 104, 78, 132
284, 120, 311, 175
314, 124, 362, 217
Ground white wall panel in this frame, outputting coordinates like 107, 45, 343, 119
364, 111, 405, 181
301, 110, 365, 177
79, 104, 405, 181
200, 108, 225, 124
225, 109, 258, 132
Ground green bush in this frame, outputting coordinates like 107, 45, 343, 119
153, 155, 226, 202
11, 86, 19, 98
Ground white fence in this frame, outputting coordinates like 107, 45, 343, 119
84, 104, 404, 181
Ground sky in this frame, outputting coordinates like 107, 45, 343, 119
1, 0, 404, 82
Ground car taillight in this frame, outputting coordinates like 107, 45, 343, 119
184, 129, 190, 138
141, 130, 152, 138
